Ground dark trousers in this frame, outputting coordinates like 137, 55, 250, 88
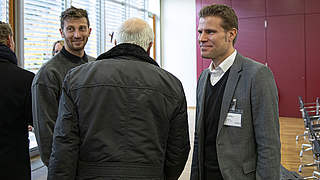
204, 167, 223, 180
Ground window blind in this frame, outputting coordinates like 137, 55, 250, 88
23, 0, 152, 73
0, 0, 9, 22
24, 0, 65, 73
105, 0, 148, 51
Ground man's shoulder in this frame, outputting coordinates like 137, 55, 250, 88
236, 53, 266, 72
20, 68, 35, 81
153, 64, 184, 87
236, 53, 274, 82
32, 54, 68, 86
62, 60, 98, 86
2, 62, 35, 83
151, 66, 187, 100
86, 55, 96, 62
38, 54, 64, 71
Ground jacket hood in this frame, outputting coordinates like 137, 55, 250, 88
0, 44, 17, 65
97, 43, 159, 67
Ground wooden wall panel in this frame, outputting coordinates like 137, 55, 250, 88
232, 0, 265, 18
267, 0, 305, 16
266, 15, 305, 117
235, 17, 266, 64
305, 14, 320, 102
202, 0, 231, 7
305, 0, 320, 14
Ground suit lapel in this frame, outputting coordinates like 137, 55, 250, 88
217, 53, 243, 137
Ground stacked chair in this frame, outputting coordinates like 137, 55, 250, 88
297, 96, 320, 179
298, 97, 320, 157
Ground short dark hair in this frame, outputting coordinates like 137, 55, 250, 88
60, 6, 90, 30
0, 21, 13, 46
199, 4, 238, 45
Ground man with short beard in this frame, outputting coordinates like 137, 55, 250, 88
32, 6, 95, 166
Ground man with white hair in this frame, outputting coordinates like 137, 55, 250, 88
48, 18, 190, 180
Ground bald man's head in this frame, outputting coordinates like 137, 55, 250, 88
117, 18, 154, 52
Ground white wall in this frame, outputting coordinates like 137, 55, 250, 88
161, 0, 197, 107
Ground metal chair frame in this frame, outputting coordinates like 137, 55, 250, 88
299, 107, 320, 179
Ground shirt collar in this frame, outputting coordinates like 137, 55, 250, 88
60, 46, 89, 63
209, 49, 237, 74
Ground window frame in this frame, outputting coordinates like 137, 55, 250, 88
17, 0, 160, 69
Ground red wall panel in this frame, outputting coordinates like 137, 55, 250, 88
232, 0, 266, 18
306, 0, 320, 14
305, 14, 320, 102
202, 0, 231, 7
267, 0, 305, 16
235, 18, 266, 64
267, 15, 305, 117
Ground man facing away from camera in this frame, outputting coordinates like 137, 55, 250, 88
0, 21, 34, 180
47, 18, 190, 180
32, 6, 95, 166
191, 4, 280, 180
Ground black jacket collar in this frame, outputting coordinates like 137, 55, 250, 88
0, 44, 17, 65
97, 43, 159, 67
60, 46, 89, 63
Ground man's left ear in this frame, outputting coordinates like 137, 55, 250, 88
7, 36, 11, 47
147, 42, 153, 55
229, 28, 237, 42
88, 27, 92, 36
7, 35, 13, 49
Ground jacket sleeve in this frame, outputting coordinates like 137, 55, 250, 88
165, 88, 190, 180
47, 77, 79, 180
32, 81, 59, 166
251, 66, 281, 180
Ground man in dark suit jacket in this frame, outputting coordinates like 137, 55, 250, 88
190, 4, 280, 180
0, 21, 34, 180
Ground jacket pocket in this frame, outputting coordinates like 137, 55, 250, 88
242, 160, 256, 174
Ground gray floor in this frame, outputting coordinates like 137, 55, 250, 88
31, 109, 196, 180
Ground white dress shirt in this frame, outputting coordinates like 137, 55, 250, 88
208, 50, 237, 86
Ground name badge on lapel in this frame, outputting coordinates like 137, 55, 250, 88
224, 99, 242, 127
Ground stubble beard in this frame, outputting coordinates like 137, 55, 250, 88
66, 38, 88, 52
